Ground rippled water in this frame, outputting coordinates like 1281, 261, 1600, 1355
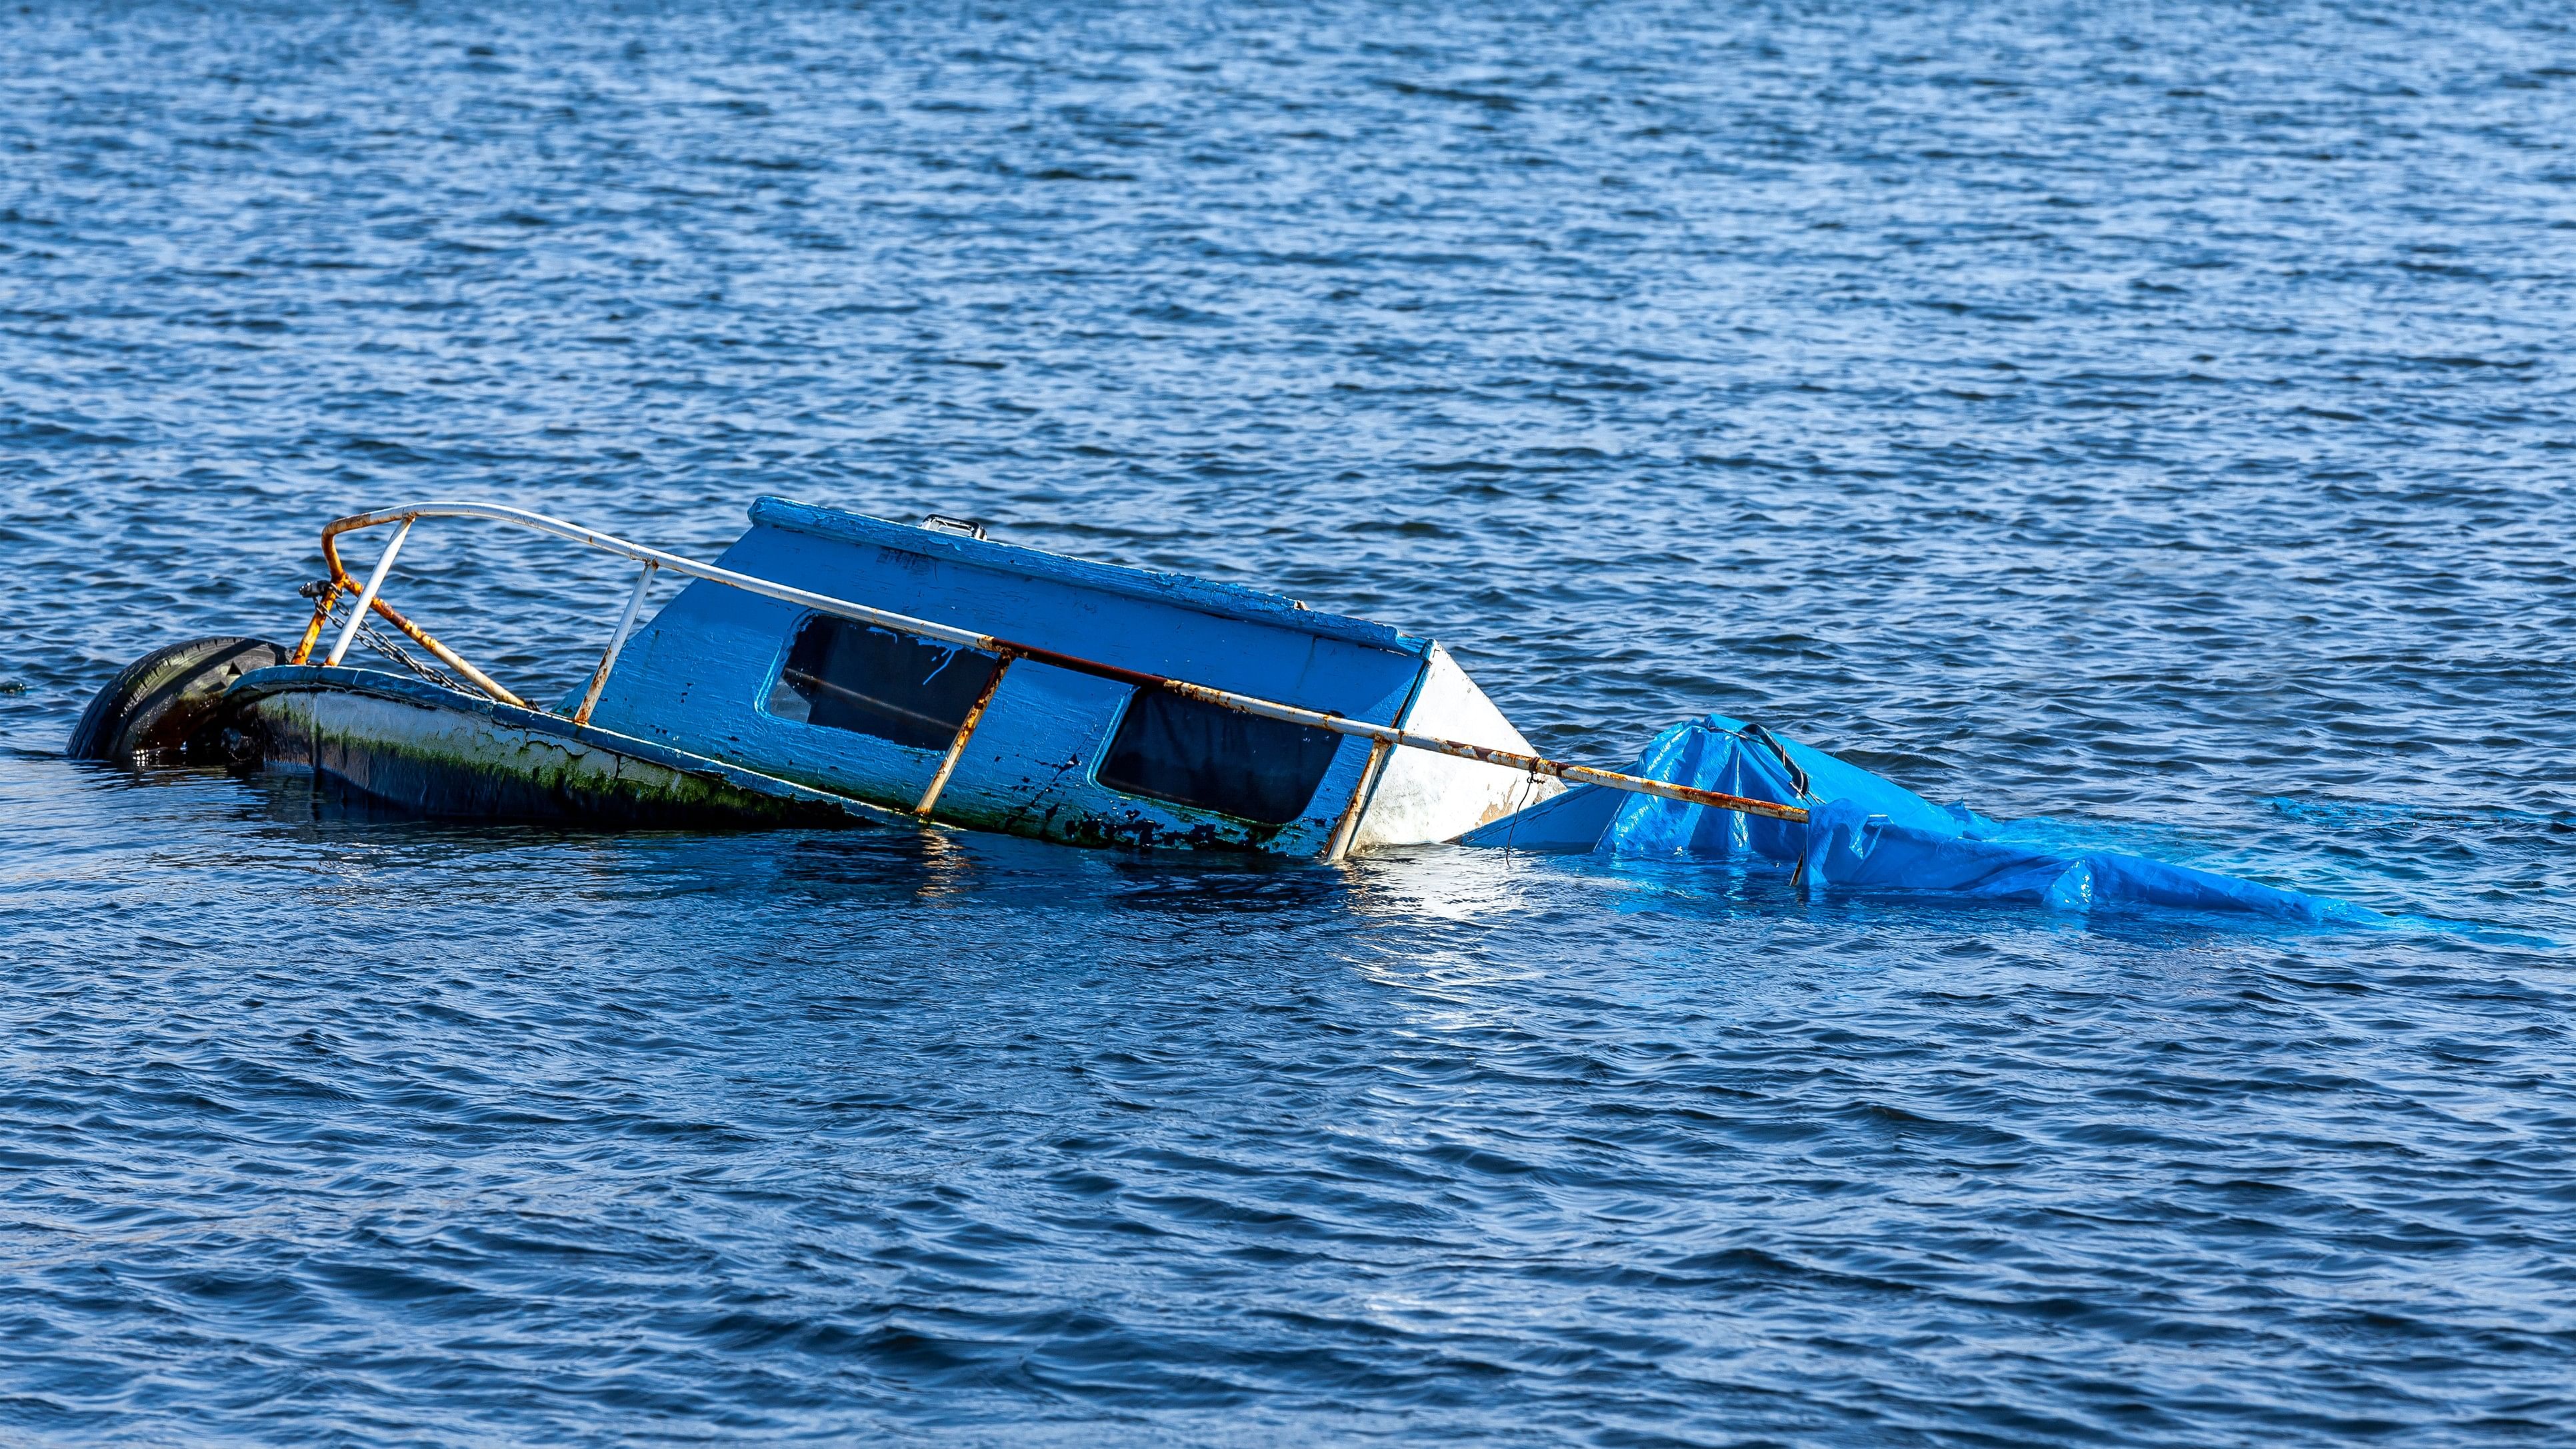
6, 2, 2575, 1443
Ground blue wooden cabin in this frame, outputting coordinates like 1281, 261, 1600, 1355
576, 498, 1547, 856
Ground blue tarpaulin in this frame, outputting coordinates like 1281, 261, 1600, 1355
1456, 715, 2368, 922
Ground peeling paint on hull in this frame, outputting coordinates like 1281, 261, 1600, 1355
231, 667, 908, 830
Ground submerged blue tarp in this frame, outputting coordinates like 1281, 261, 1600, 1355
1457, 715, 2367, 922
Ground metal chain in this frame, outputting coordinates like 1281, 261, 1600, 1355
301, 581, 471, 693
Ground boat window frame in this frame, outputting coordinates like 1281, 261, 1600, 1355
1091, 684, 1347, 827
758, 609, 1005, 754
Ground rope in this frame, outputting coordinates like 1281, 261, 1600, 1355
1503, 760, 1539, 852
1735, 722, 1820, 890
1739, 723, 1817, 802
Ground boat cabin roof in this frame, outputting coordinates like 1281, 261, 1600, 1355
749, 497, 1427, 657
572, 496, 1467, 852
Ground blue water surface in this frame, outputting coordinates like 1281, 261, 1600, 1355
5, 1, 2575, 1444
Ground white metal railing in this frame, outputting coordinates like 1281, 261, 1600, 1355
299, 502, 1809, 848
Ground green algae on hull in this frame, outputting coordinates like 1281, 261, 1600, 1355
231, 666, 907, 830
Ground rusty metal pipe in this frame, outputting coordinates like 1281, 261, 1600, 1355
290, 583, 338, 667
380, 609, 529, 709
1148, 679, 1809, 824
318, 502, 1810, 828
912, 652, 1013, 819
1323, 738, 1394, 862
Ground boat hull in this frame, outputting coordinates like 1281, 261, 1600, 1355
230, 667, 906, 830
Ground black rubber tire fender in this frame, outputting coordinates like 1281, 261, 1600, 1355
67, 635, 288, 762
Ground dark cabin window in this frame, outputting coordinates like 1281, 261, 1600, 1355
1097, 689, 1342, 825
765, 616, 999, 752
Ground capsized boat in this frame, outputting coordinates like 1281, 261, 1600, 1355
71, 498, 2366, 920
